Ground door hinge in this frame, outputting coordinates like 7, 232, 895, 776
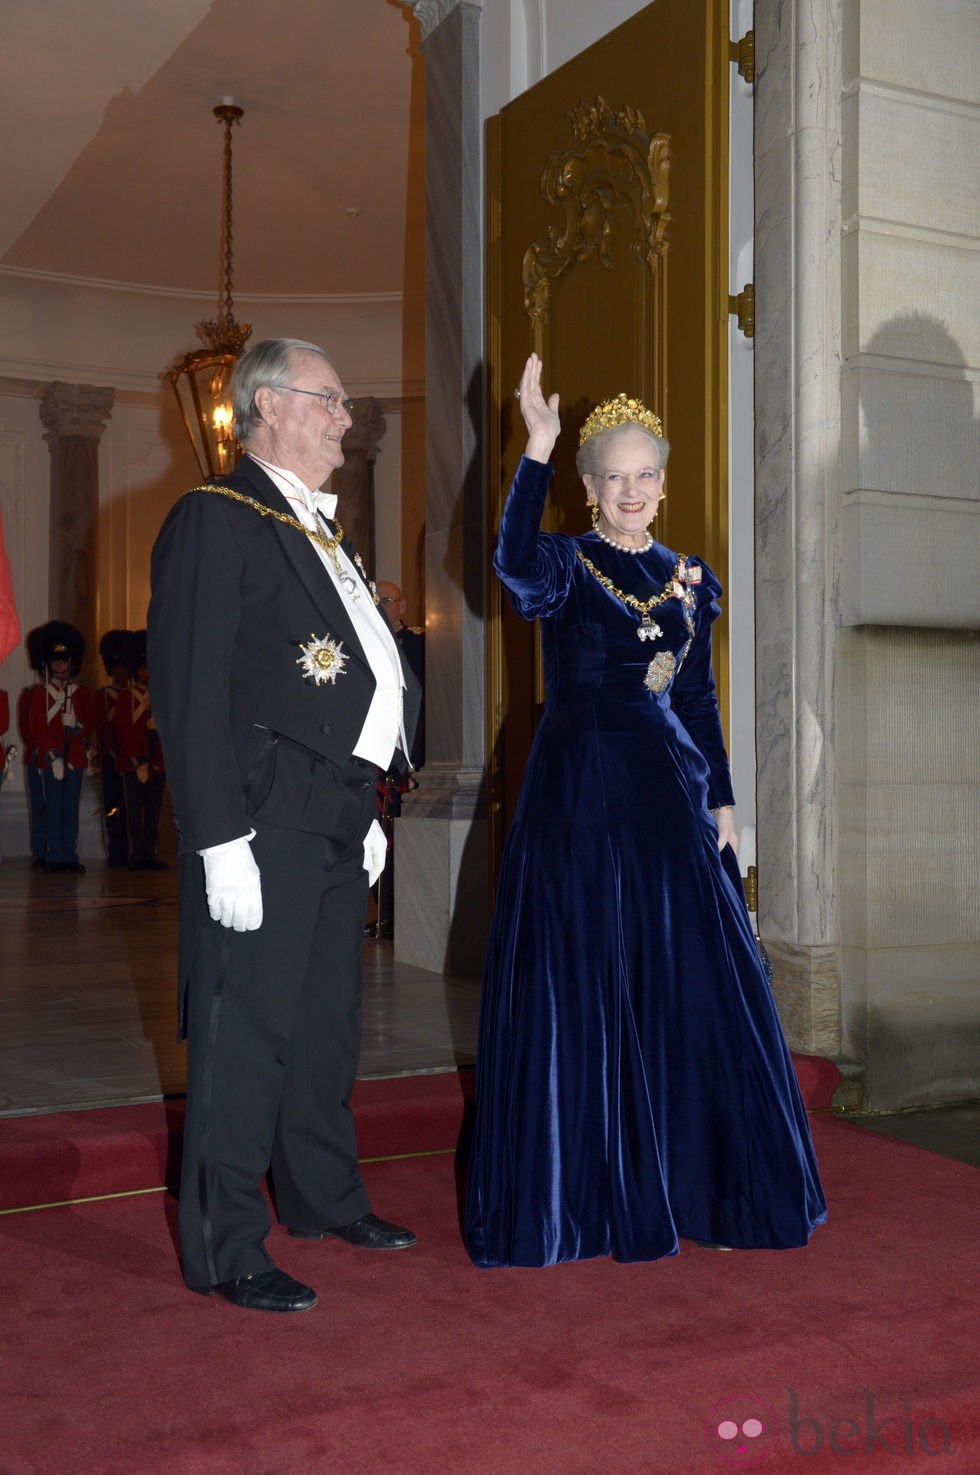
730, 29, 755, 85
728, 283, 755, 339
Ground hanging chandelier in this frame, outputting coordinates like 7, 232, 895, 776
169, 101, 252, 481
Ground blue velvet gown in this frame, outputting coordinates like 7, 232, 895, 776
464, 458, 827, 1267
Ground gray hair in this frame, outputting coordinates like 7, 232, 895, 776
231, 338, 333, 442
575, 422, 671, 478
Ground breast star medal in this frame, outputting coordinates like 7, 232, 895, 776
296, 633, 348, 686
644, 651, 677, 693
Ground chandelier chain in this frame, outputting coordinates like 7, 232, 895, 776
216, 104, 243, 331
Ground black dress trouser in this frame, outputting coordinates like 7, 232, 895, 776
177, 798, 374, 1290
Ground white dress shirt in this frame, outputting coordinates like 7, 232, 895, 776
247, 453, 409, 771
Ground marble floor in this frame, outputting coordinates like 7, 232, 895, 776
0, 855, 480, 1120
0, 856, 977, 1171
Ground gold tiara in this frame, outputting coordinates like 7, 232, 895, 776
579, 393, 663, 446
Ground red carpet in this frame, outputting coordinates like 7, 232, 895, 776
0, 1054, 839, 1213
3, 1062, 978, 1474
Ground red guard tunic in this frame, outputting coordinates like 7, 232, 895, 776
114, 679, 167, 868
94, 681, 126, 765
114, 681, 165, 778
0, 688, 9, 779
24, 680, 94, 770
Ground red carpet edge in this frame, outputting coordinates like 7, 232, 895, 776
0, 1054, 838, 1214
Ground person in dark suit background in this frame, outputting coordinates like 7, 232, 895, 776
369, 581, 425, 938
376, 581, 425, 772
148, 338, 421, 1314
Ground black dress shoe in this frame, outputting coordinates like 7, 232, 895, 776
288, 1212, 416, 1250
199, 1268, 318, 1313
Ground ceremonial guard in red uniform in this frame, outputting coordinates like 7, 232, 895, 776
18, 628, 47, 866
114, 630, 167, 870
23, 621, 94, 872
94, 629, 133, 866
0, 687, 15, 858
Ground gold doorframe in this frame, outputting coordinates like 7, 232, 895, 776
486, 1, 731, 878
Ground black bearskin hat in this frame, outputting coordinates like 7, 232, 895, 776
98, 628, 135, 675
37, 620, 85, 676
25, 625, 46, 674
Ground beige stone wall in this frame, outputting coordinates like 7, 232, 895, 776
838, 627, 980, 1109
836, 0, 980, 1108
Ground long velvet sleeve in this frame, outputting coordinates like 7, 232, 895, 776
669, 560, 736, 811
492, 457, 577, 620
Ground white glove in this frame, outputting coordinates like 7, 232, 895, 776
136, 763, 149, 784
51, 757, 65, 782
362, 818, 388, 887
202, 838, 263, 932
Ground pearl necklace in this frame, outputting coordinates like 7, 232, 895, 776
594, 526, 654, 554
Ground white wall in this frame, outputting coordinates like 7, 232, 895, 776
480, 0, 655, 115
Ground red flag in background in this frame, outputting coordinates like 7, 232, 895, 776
0, 510, 20, 665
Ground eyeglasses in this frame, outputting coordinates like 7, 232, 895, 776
279, 386, 353, 415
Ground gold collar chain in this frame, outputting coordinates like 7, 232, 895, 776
191, 483, 380, 607
576, 548, 688, 617
190, 483, 344, 559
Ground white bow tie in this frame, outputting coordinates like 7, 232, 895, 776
311, 489, 338, 521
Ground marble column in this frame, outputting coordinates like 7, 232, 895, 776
753, 0, 843, 1052
39, 382, 115, 684
396, 0, 488, 976
334, 396, 386, 576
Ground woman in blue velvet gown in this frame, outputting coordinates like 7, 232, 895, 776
464, 355, 827, 1268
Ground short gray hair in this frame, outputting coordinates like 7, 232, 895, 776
575, 422, 670, 478
231, 338, 333, 442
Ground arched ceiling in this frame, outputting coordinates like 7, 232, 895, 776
0, 0, 423, 300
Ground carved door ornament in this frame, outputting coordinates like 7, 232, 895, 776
521, 97, 670, 340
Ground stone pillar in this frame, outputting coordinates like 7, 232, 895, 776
753, 1, 843, 1053
334, 396, 386, 576
834, 0, 980, 1111
39, 382, 115, 682
395, 0, 488, 976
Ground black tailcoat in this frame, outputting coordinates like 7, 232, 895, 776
148, 457, 420, 1288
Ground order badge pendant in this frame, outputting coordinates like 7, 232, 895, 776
637, 615, 664, 643
297, 633, 348, 686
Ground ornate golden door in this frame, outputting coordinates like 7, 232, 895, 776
486, 0, 731, 865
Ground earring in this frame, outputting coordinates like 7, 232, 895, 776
589, 502, 600, 531
645, 495, 665, 534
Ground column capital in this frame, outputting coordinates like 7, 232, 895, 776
398, 0, 482, 43
39, 382, 115, 443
